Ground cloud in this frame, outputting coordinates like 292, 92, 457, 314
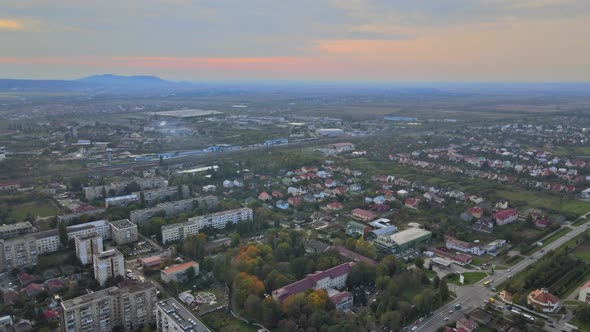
0, 19, 25, 30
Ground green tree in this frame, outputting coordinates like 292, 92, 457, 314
439, 279, 450, 302
58, 222, 68, 247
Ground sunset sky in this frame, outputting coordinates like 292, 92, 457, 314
1, 0, 589, 81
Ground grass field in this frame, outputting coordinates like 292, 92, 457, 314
492, 190, 590, 216
201, 311, 258, 332
8, 200, 60, 220
445, 272, 488, 285
521, 228, 570, 255
572, 318, 590, 332
574, 244, 590, 262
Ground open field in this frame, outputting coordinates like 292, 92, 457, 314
574, 244, 590, 262
7, 200, 60, 220
201, 311, 258, 332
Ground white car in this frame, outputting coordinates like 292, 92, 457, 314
412, 327, 418, 331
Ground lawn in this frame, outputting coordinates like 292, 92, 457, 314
571, 318, 590, 332
490, 190, 590, 217
522, 227, 570, 255
201, 311, 258, 332
445, 272, 488, 285
8, 200, 60, 220
574, 244, 590, 262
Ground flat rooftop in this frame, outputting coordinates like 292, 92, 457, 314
110, 219, 136, 229
157, 298, 210, 332
154, 109, 223, 118
61, 287, 119, 309
390, 228, 431, 245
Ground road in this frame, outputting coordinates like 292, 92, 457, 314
415, 215, 590, 332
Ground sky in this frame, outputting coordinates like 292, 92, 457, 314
1, 0, 589, 81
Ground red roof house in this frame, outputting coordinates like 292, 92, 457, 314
326, 202, 344, 211
351, 208, 377, 221
492, 209, 518, 226
258, 192, 271, 201
527, 288, 560, 313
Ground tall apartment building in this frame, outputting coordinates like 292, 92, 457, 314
0, 235, 38, 272
93, 249, 125, 286
130, 196, 218, 224
161, 208, 252, 244
155, 298, 210, 332
59, 282, 157, 332
75, 233, 103, 265
110, 219, 138, 245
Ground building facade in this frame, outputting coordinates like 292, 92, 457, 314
0, 236, 38, 272
75, 233, 103, 265
160, 262, 199, 283
272, 262, 355, 310
110, 219, 138, 245
93, 249, 125, 286
59, 282, 157, 332
161, 208, 253, 244
129, 196, 218, 224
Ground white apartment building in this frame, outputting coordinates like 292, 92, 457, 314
161, 208, 253, 244
155, 298, 210, 332
93, 249, 125, 286
75, 233, 103, 265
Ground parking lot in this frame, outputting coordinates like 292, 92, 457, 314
124, 241, 158, 258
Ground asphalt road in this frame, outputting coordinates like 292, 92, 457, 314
414, 215, 590, 332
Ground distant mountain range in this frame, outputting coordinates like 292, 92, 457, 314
77, 74, 168, 85
0, 74, 176, 92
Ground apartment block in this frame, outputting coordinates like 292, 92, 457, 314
135, 185, 189, 206
130, 196, 218, 224
161, 208, 252, 244
75, 233, 103, 265
59, 282, 157, 332
110, 219, 138, 245
0, 221, 34, 239
84, 177, 168, 200
93, 249, 125, 286
155, 298, 210, 332
0, 236, 38, 272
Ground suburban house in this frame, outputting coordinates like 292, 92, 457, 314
492, 209, 519, 226
351, 208, 377, 222
456, 317, 478, 332
445, 235, 486, 256
287, 196, 302, 206
578, 280, 590, 304
404, 197, 421, 209
527, 288, 560, 313
272, 262, 355, 310
346, 221, 369, 237
258, 192, 271, 201
326, 202, 344, 210
467, 206, 483, 219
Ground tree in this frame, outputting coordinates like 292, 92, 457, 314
306, 289, 329, 310
244, 294, 263, 321
433, 275, 440, 288
262, 297, 282, 327
439, 279, 450, 302
230, 233, 241, 248
58, 222, 68, 247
